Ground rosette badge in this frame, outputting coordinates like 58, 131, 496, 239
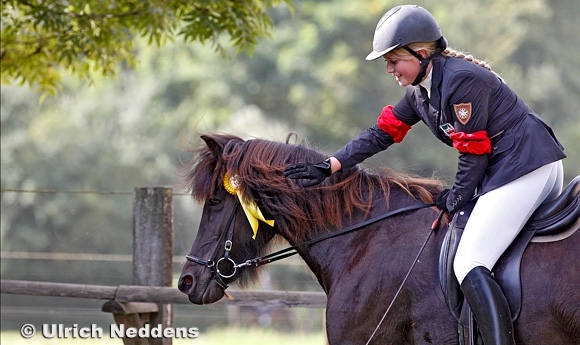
223, 172, 274, 239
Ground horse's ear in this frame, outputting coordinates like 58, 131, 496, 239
201, 134, 224, 158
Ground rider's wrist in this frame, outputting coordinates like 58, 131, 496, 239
328, 157, 341, 173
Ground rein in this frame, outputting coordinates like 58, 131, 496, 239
236, 202, 435, 269
186, 200, 435, 289
365, 209, 444, 344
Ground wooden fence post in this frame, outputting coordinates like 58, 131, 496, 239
133, 187, 173, 345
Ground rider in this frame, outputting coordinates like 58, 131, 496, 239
283, 5, 566, 344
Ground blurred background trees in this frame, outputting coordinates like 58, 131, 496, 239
1, 0, 290, 94
1, 0, 578, 332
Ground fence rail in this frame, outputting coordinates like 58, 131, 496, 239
1, 186, 326, 344
0, 279, 327, 308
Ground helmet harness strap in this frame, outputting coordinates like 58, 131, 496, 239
403, 46, 440, 86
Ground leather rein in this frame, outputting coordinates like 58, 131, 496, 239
185, 198, 435, 290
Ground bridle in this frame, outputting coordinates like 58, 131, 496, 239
185, 195, 437, 290
185, 198, 240, 290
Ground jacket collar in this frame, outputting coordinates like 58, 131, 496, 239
419, 69, 432, 98
427, 55, 446, 110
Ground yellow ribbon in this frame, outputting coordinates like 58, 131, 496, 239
223, 172, 274, 239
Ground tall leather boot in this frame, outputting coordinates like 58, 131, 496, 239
460, 266, 516, 345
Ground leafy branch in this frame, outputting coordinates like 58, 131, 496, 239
1, 0, 291, 94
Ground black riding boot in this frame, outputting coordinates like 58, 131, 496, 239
460, 266, 516, 345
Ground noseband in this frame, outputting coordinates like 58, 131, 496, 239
185, 198, 240, 290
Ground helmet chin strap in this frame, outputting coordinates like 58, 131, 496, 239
403, 46, 439, 86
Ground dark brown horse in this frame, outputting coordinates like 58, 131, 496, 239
178, 132, 580, 344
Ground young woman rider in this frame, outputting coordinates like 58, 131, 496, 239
284, 5, 565, 344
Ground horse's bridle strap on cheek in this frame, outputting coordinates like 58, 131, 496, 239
185, 198, 239, 289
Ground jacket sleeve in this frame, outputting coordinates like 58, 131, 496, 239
448, 154, 488, 211
332, 125, 395, 171
333, 93, 422, 171
445, 71, 492, 211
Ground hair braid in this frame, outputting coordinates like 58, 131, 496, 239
442, 47, 501, 78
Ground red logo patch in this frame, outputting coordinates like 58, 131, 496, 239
453, 103, 472, 125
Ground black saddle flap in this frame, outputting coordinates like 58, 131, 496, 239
438, 199, 476, 323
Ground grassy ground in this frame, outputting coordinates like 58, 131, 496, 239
1, 328, 326, 345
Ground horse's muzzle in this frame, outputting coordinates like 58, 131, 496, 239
178, 271, 226, 305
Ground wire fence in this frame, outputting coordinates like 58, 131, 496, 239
0, 188, 189, 196
0, 251, 306, 267
0, 186, 316, 270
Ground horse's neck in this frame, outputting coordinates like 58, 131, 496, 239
282, 201, 396, 293
281, 195, 441, 295
292, 239, 348, 294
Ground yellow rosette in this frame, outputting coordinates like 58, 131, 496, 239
224, 172, 275, 239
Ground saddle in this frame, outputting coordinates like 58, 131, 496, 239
439, 175, 580, 326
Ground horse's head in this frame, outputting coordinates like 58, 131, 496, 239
177, 132, 319, 304
177, 132, 443, 304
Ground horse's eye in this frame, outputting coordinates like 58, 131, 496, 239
208, 198, 221, 207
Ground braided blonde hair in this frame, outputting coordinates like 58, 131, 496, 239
387, 42, 500, 77
442, 47, 494, 71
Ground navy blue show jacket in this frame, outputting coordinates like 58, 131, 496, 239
333, 55, 565, 211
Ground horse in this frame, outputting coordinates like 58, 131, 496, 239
178, 132, 580, 344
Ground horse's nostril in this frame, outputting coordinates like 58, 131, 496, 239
178, 275, 193, 293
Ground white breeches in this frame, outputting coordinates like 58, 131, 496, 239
454, 160, 564, 284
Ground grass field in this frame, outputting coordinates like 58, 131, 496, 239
1, 328, 326, 345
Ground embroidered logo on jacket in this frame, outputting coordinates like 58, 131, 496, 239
453, 103, 472, 125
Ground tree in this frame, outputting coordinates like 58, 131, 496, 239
0, 0, 291, 94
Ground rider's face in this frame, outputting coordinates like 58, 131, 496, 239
383, 51, 424, 87
384, 54, 421, 86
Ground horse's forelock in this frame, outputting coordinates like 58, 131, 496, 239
181, 133, 236, 202
188, 147, 218, 202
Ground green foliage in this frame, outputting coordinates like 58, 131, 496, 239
1, 0, 291, 94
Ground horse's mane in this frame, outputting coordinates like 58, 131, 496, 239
182, 132, 445, 244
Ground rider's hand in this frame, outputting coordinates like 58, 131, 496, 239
284, 159, 332, 187
434, 189, 451, 212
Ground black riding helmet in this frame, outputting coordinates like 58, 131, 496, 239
366, 5, 447, 85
